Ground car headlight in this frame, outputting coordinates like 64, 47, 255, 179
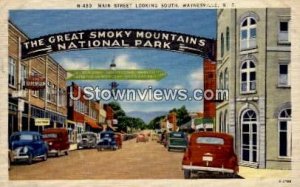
23, 146, 28, 153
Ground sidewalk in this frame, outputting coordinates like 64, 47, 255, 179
239, 166, 292, 179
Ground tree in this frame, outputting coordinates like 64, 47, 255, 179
168, 105, 191, 126
107, 101, 146, 132
148, 115, 165, 130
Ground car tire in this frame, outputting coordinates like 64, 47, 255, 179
167, 147, 170, 152
230, 172, 237, 178
65, 151, 69, 156
27, 154, 33, 165
42, 153, 47, 161
184, 170, 191, 179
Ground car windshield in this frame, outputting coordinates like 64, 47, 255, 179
101, 133, 113, 138
12, 134, 34, 141
82, 134, 94, 139
170, 133, 184, 138
42, 133, 58, 139
196, 137, 224, 145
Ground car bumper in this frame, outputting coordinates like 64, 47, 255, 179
48, 149, 58, 154
12, 155, 29, 160
182, 165, 234, 174
169, 145, 187, 149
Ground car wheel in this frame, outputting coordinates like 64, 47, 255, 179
230, 172, 237, 178
27, 154, 33, 165
42, 153, 47, 161
184, 170, 191, 179
56, 152, 59, 157
65, 151, 69, 156
167, 147, 170, 152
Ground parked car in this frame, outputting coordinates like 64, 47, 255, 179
136, 133, 148, 143
77, 132, 98, 149
42, 128, 70, 157
166, 131, 188, 151
115, 133, 123, 149
9, 131, 48, 165
182, 132, 239, 179
97, 131, 118, 151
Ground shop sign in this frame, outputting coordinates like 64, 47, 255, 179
35, 118, 50, 126
25, 75, 46, 90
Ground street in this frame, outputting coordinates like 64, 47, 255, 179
9, 138, 184, 180
9, 137, 291, 180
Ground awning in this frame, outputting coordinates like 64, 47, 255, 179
85, 119, 101, 129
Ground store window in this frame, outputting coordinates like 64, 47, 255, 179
240, 17, 257, 50
219, 112, 223, 132
241, 109, 258, 163
278, 108, 291, 158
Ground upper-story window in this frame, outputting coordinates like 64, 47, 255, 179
8, 57, 16, 87
278, 63, 290, 87
224, 68, 229, 90
226, 27, 230, 51
240, 17, 257, 50
31, 70, 39, 97
221, 33, 224, 57
21, 64, 27, 90
278, 20, 290, 44
47, 82, 52, 101
241, 60, 256, 93
219, 72, 223, 89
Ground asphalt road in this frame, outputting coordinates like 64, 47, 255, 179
9, 138, 185, 180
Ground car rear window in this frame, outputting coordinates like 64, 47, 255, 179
196, 137, 224, 145
43, 134, 58, 139
12, 134, 34, 141
170, 133, 184, 138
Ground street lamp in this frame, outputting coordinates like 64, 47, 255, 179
109, 57, 118, 95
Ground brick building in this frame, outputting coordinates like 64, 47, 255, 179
67, 82, 102, 133
8, 21, 67, 137
203, 58, 217, 130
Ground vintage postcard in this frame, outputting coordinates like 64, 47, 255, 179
0, 0, 299, 186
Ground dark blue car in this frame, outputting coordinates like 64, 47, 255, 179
97, 131, 118, 151
9, 131, 48, 164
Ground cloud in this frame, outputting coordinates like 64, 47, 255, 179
114, 54, 140, 69
189, 67, 203, 90
60, 58, 90, 70
173, 84, 184, 89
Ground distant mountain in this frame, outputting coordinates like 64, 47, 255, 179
127, 111, 168, 124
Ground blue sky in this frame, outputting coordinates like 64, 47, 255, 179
10, 10, 216, 114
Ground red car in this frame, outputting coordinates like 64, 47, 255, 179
136, 133, 148, 143
182, 132, 238, 178
42, 128, 70, 157
114, 133, 123, 149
